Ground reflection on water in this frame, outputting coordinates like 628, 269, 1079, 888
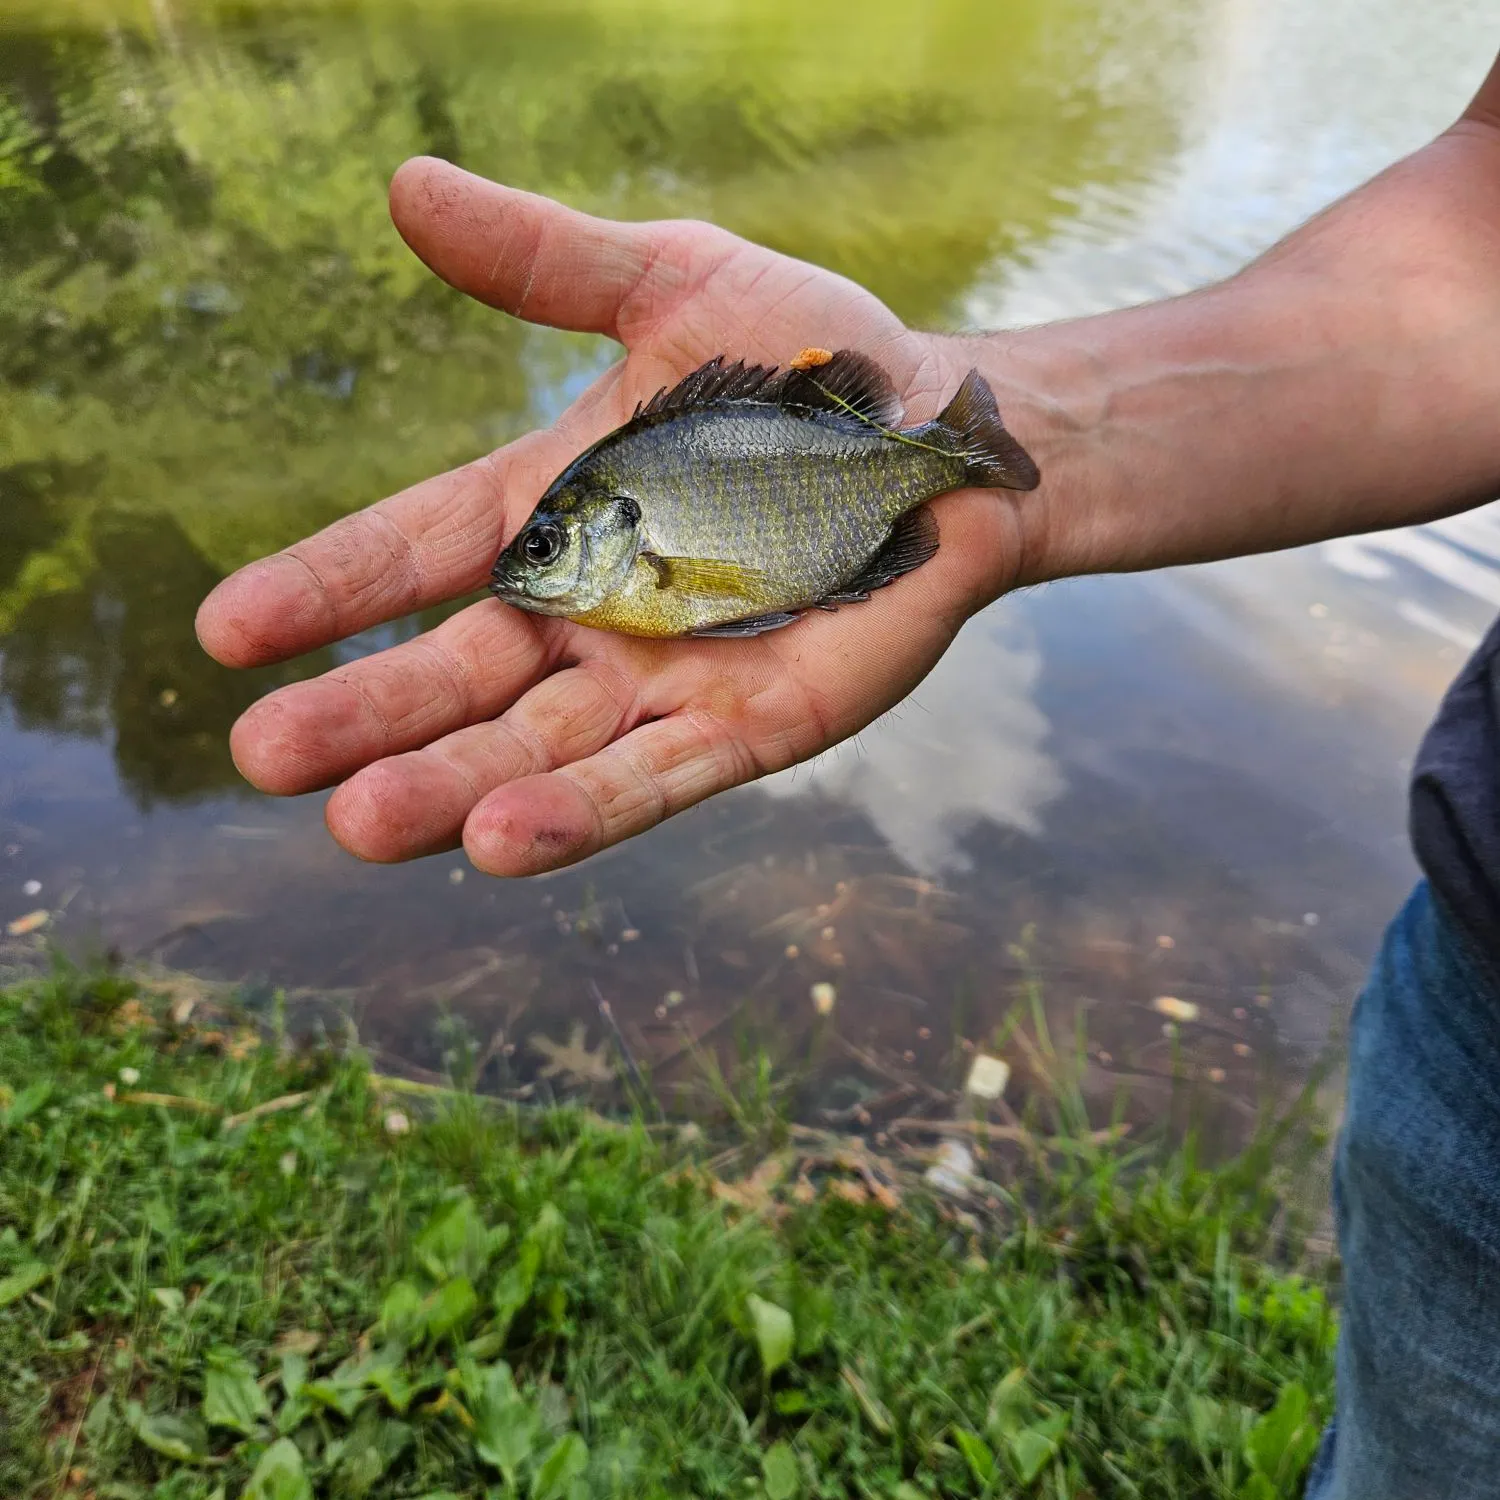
761, 613, 1064, 874
1, 0, 1495, 1128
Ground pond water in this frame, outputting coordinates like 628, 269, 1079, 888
1, 0, 1496, 1129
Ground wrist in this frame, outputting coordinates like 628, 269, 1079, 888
923, 327, 1106, 602
934, 120, 1500, 598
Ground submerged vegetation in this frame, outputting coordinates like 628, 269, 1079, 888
0, 964, 1335, 1498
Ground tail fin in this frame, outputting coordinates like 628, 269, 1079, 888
935, 369, 1040, 490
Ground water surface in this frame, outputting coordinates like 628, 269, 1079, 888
2, 0, 1495, 1125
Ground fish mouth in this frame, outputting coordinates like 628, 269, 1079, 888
488, 568, 542, 613
487, 574, 520, 605
488, 566, 579, 617
488, 570, 521, 602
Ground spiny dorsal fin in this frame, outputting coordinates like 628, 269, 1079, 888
779, 348, 903, 428
630, 349, 903, 429
634, 357, 782, 421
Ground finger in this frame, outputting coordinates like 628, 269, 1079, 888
325, 658, 644, 863
389, 156, 720, 340
195, 370, 621, 670
462, 712, 759, 877
226, 598, 560, 796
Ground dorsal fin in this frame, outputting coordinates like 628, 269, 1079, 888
633, 357, 783, 420
779, 349, 903, 428
630, 349, 903, 429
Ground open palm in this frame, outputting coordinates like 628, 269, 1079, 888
197, 157, 1032, 875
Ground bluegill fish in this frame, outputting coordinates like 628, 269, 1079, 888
489, 348, 1039, 638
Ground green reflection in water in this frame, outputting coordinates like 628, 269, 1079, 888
0, 0, 1192, 803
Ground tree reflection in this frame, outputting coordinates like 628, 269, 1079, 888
1, 506, 307, 804
0, 0, 1184, 801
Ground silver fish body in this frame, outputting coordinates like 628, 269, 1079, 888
489, 349, 1039, 638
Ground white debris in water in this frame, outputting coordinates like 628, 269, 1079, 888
925, 1140, 975, 1197
22, 880, 41, 897
964, 1054, 1010, 1100
810, 982, 837, 1016
1151, 996, 1200, 1024
118, 1066, 140, 1086
279, 1151, 298, 1178
448, 867, 465, 885
383, 1110, 411, 1137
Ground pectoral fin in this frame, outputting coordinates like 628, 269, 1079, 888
645, 553, 780, 604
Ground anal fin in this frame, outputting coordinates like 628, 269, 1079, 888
690, 610, 804, 638
818, 506, 939, 605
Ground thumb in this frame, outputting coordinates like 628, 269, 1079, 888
389, 156, 681, 339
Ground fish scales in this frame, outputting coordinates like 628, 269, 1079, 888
586, 405, 961, 603
488, 348, 1040, 638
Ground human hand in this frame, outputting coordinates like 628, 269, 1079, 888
196, 157, 1038, 876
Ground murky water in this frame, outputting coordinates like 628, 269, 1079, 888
2, 0, 1495, 1125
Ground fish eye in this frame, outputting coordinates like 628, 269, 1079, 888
521, 522, 563, 566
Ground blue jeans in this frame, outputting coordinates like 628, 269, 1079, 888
1305, 882, 1500, 1498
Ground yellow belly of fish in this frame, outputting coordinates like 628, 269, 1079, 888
568, 556, 774, 638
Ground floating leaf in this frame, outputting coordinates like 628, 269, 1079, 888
532, 1433, 589, 1500
243, 1436, 313, 1500
0, 1261, 47, 1308
124, 1401, 209, 1464
762, 1441, 800, 1500
203, 1346, 270, 1434
152, 1287, 186, 1315
746, 1294, 794, 1378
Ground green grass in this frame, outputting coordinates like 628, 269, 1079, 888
0, 965, 1336, 1499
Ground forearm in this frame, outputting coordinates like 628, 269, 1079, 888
965, 105, 1500, 590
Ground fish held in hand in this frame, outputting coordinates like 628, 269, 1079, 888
489, 348, 1039, 639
